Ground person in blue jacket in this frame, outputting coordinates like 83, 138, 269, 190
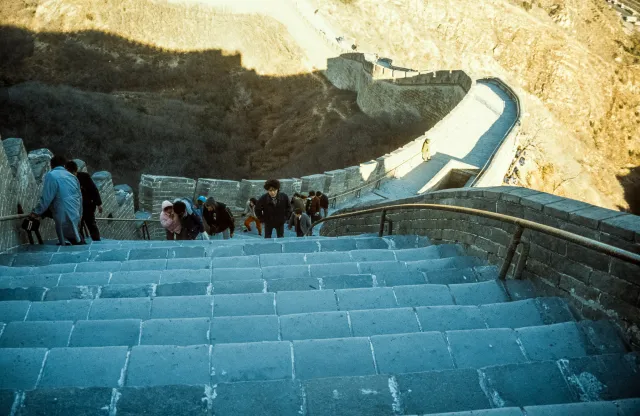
30, 155, 83, 245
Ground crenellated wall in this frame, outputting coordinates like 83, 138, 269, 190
0, 138, 137, 252
320, 186, 640, 346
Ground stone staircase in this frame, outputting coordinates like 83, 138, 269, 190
0, 235, 638, 415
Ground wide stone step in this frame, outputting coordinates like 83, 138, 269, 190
1, 340, 636, 407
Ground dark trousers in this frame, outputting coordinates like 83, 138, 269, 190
81, 205, 100, 242
264, 223, 284, 238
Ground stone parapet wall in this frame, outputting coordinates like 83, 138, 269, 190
321, 186, 640, 345
0, 139, 137, 252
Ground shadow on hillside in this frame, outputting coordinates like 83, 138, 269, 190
617, 166, 640, 215
0, 25, 429, 189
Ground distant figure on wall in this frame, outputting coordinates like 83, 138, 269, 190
317, 191, 329, 218
255, 179, 291, 239
172, 199, 204, 240
30, 155, 83, 246
291, 193, 306, 213
65, 161, 103, 242
202, 197, 235, 240
242, 198, 262, 235
159, 201, 181, 240
309, 191, 322, 222
288, 208, 312, 237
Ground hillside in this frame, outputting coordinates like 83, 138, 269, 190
0, 0, 426, 188
312, 0, 640, 212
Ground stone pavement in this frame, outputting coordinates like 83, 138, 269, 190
0, 235, 639, 415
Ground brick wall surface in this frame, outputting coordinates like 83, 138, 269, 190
321, 186, 640, 345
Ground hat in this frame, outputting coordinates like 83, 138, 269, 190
197, 196, 207, 203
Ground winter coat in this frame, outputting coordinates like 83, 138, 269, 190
159, 201, 182, 234
288, 212, 312, 236
319, 194, 329, 210
255, 191, 291, 227
33, 166, 82, 244
76, 171, 102, 211
174, 198, 204, 239
243, 200, 258, 218
203, 202, 235, 234
309, 196, 321, 216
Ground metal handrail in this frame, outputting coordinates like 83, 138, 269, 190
307, 203, 640, 279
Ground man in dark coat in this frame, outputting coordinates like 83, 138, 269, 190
317, 191, 329, 218
172, 199, 204, 240
255, 179, 291, 239
65, 160, 103, 242
202, 197, 235, 239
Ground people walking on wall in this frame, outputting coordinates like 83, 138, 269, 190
288, 208, 312, 237
255, 179, 291, 239
242, 198, 262, 235
202, 197, 235, 239
291, 193, 306, 213
65, 161, 103, 242
30, 155, 83, 246
172, 199, 204, 240
160, 200, 182, 240
305, 191, 315, 216
195, 196, 207, 217
309, 191, 322, 222
317, 191, 329, 218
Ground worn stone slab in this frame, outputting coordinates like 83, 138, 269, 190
58, 272, 111, 286
12, 253, 53, 267
151, 295, 213, 318
166, 258, 211, 270
276, 290, 337, 314
384, 235, 429, 249
70, 319, 140, 347
141, 318, 210, 346
516, 322, 588, 361
49, 252, 91, 265
116, 385, 208, 416
76, 261, 121, 273
305, 251, 352, 264
426, 267, 478, 284
304, 375, 393, 416
44, 285, 99, 301
280, 311, 350, 340
0, 320, 73, 348
310, 263, 360, 277
524, 401, 620, 416
349, 307, 419, 336
358, 261, 407, 274
268, 277, 319, 292
120, 259, 167, 272
259, 253, 306, 267
0, 390, 15, 416
27, 299, 91, 321
169, 246, 205, 259
128, 249, 169, 261
262, 265, 309, 280
503, 279, 537, 300
393, 284, 454, 307
214, 380, 303, 416
0, 287, 46, 301
319, 239, 358, 252
159, 269, 211, 284
321, 274, 373, 289
408, 256, 483, 273
90, 298, 151, 320
212, 267, 262, 281
600, 214, 640, 241
212, 255, 260, 269
109, 271, 159, 285
210, 245, 244, 258
535, 298, 576, 324
577, 320, 627, 354
0, 300, 31, 322
211, 341, 292, 383
416, 305, 486, 331
155, 282, 209, 297
213, 293, 274, 316
293, 337, 375, 379
40, 346, 128, 388
449, 280, 508, 305
126, 345, 210, 386
393, 246, 441, 262
243, 243, 282, 256
447, 328, 526, 368
336, 288, 397, 310
479, 299, 544, 328
101, 284, 154, 298
480, 361, 577, 407
371, 332, 454, 374
213, 280, 264, 294
0, 348, 47, 389
349, 249, 395, 262
89, 249, 130, 262
0, 274, 60, 289
397, 369, 491, 414
376, 270, 426, 286
210, 315, 279, 344
281, 241, 321, 253
355, 238, 390, 250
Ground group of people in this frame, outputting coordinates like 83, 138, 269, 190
160, 179, 331, 240
29, 155, 104, 246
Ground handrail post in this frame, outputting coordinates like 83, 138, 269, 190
387, 219, 393, 236
378, 209, 387, 237
498, 225, 524, 280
